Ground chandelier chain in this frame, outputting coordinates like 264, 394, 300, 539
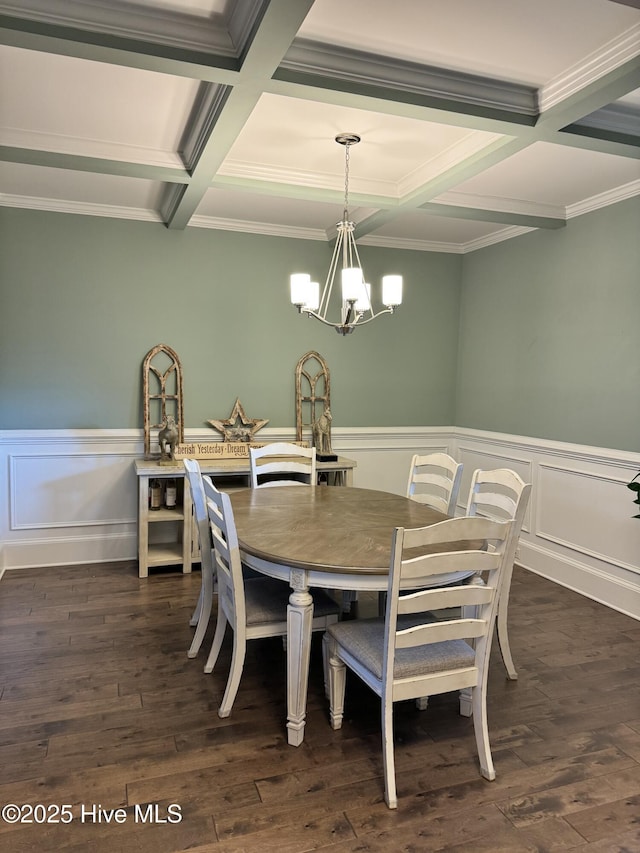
343, 142, 351, 220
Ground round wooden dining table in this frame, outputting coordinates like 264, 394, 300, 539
229, 485, 474, 746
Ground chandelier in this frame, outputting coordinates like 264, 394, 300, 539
290, 134, 403, 336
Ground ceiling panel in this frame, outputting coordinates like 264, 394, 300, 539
0, 161, 163, 209
450, 142, 640, 207
0, 45, 200, 165
0, 0, 638, 251
298, 0, 640, 84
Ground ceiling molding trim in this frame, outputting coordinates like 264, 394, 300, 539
570, 102, 640, 135
461, 225, 536, 253
398, 132, 505, 197
0, 14, 241, 82
188, 214, 326, 241
0, 0, 236, 55
180, 83, 232, 172
356, 233, 464, 254
0, 192, 162, 221
228, 0, 272, 60
0, 128, 185, 170
418, 201, 565, 230
551, 124, 640, 157
211, 174, 391, 210
281, 39, 539, 117
539, 23, 640, 112
217, 159, 397, 197
0, 144, 189, 182
435, 190, 566, 220
566, 178, 640, 217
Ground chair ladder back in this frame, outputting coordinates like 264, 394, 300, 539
183, 459, 217, 660
465, 467, 532, 682
397, 583, 494, 614
383, 516, 511, 674
183, 460, 214, 579
406, 452, 463, 515
202, 476, 247, 629
396, 617, 489, 648
249, 442, 317, 488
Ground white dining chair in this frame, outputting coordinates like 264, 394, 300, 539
202, 473, 340, 717
465, 468, 531, 681
406, 452, 463, 516
325, 514, 512, 809
249, 442, 316, 488
184, 459, 215, 659
378, 451, 465, 618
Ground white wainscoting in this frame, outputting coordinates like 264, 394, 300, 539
452, 428, 640, 620
1, 427, 639, 620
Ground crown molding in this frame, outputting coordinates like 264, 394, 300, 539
0, 129, 185, 170
188, 214, 326, 241
435, 190, 565, 220
460, 225, 535, 253
0, 0, 237, 54
567, 178, 640, 217
572, 102, 640, 135
539, 23, 640, 112
0, 193, 162, 221
281, 38, 538, 118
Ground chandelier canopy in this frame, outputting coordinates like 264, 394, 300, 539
290, 134, 403, 336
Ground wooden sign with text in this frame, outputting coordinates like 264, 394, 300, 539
174, 441, 307, 460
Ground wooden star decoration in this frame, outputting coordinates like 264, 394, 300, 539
206, 398, 269, 442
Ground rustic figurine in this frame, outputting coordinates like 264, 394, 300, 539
312, 407, 334, 457
158, 415, 179, 461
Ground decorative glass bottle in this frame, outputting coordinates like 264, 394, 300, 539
149, 478, 163, 511
164, 478, 177, 510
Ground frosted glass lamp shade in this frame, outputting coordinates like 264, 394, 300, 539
305, 281, 320, 311
355, 283, 371, 312
382, 275, 403, 306
341, 267, 364, 302
290, 273, 311, 306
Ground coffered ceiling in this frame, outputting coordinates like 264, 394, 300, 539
1, 0, 639, 252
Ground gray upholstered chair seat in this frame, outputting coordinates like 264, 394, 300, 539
328, 618, 474, 680
245, 577, 338, 625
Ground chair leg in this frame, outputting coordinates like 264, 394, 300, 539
340, 590, 357, 614
381, 698, 398, 809
187, 566, 213, 659
204, 608, 227, 674
472, 682, 495, 781
460, 574, 483, 716
459, 687, 473, 717
322, 632, 329, 699
327, 639, 346, 730
189, 586, 202, 628
497, 563, 518, 680
218, 631, 247, 719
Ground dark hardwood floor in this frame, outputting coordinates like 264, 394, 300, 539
1, 562, 640, 852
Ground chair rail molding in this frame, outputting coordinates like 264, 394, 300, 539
1, 426, 639, 620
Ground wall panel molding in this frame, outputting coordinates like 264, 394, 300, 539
1, 427, 639, 622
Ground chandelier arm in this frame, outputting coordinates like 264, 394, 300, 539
343, 307, 396, 327
319, 229, 345, 317
301, 309, 360, 329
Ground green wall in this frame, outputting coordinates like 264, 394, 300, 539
2, 199, 638, 451
0, 208, 462, 430
456, 196, 640, 453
